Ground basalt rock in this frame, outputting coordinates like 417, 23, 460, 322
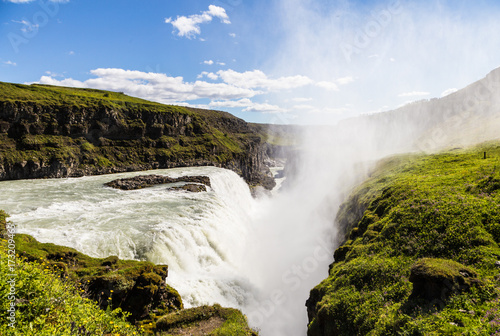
169, 183, 207, 192
105, 174, 211, 190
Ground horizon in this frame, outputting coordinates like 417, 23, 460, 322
2, 0, 500, 125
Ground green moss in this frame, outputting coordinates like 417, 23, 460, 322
0, 214, 142, 336
309, 142, 500, 336
155, 304, 257, 335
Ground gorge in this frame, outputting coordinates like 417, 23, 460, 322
1, 67, 500, 335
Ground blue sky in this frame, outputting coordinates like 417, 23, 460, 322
1, 0, 500, 125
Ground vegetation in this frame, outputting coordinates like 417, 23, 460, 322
307, 141, 500, 336
155, 304, 257, 335
0, 211, 142, 335
0, 81, 279, 188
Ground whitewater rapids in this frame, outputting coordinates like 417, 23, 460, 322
0, 166, 339, 335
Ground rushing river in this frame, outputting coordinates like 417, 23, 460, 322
0, 165, 337, 335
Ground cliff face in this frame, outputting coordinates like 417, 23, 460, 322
306, 144, 500, 336
0, 82, 276, 188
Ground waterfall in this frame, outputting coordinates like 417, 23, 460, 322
0, 167, 257, 309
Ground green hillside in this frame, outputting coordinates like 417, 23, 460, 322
0, 81, 277, 188
307, 141, 500, 335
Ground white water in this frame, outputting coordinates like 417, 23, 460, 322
0, 167, 258, 309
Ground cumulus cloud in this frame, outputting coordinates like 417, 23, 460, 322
38, 68, 258, 103
217, 69, 314, 90
243, 102, 286, 113
398, 91, 430, 98
209, 98, 254, 108
197, 71, 219, 80
292, 97, 313, 102
165, 5, 230, 39
337, 76, 354, 85
441, 88, 458, 97
203, 60, 214, 65
36, 67, 349, 117
315, 81, 338, 91
292, 104, 315, 110
4, 61, 17, 66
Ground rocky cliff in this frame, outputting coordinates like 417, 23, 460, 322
0, 82, 278, 188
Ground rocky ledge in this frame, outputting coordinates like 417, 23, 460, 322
105, 174, 211, 190
169, 183, 207, 192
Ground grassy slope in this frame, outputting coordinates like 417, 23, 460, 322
308, 141, 500, 336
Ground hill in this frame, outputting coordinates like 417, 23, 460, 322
0, 81, 281, 188
306, 142, 500, 335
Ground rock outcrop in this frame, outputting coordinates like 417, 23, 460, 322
105, 174, 211, 190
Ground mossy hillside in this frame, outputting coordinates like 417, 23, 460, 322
0, 81, 276, 187
0, 211, 142, 336
10, 232, 183, 324
307, 142, 500, 336
155, 304, 258, 336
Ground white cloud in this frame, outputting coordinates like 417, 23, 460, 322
203, 60, 214, 65
4, 61, 17, 66
68, 51, 75, 55
217, 69, 313, 90
292, 104, 315, 110
210, 98, 286, 114
398, 91, 430, 98
165, 5, 230, 39
197, 71, 219, 80
209, 98, 253, 108
337, 76, 354, 85
315, 81, 338, 91
229, 33, 236, 38
37, 68, 258, 103
243, 102, 286, 114
441, 88, 458, 97
292, 97, 313, 102
45, 71, 64, 77
36, 67, 345, 117
217, 62, 226, 66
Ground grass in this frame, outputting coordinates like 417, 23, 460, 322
155, 304, 257, 336
0, 212, 143, 336
308, 141, 500, 336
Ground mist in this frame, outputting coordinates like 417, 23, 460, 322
261, 0, 500, 125
238, 2, 500, 334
